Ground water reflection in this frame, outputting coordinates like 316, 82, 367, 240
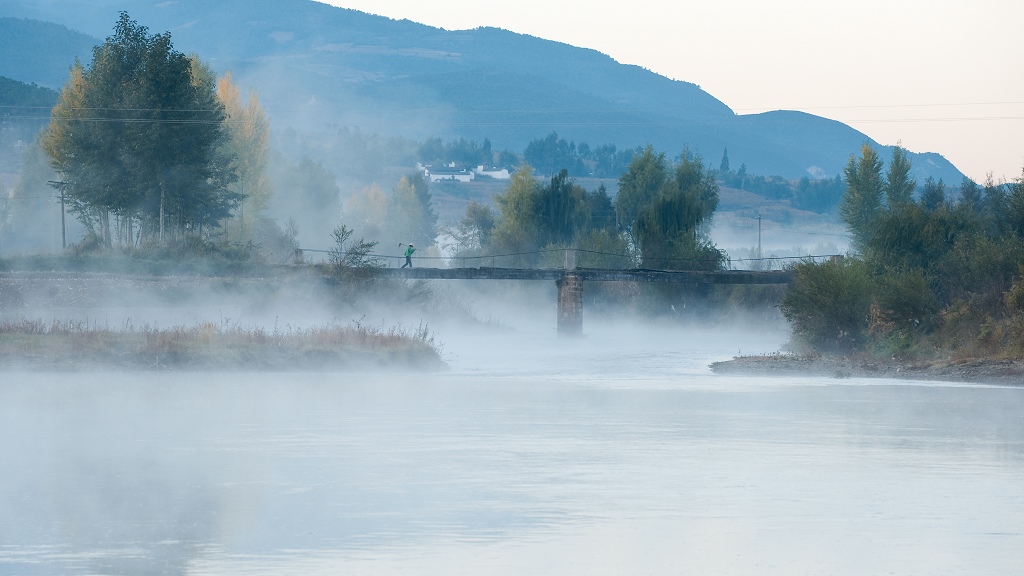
2, 327, 1022, 575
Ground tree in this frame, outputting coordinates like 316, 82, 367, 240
273, 155, 341, 247
445, 200, 495, 257
884, 144, 915, 208
633, 151, 722, 270
1001, 168, 1024, 239
615, 145, 668, 231
959, 177, 983, 213
536, 169, 587, 246
490, 164, 542, 265
587, 185, 616, 231
217, 71, 271, 243
40, 12, 238, 246
327, 224, 383, 290
840, 144, 884, 253
592, 144, 635, 178
719, 148, 730, 173
328, 224, 382, 270
389, 172, 438, 247
920, 177, 946, 212
523, 132, 582, 177
343, 182, 389, 241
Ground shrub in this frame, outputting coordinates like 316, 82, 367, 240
874, 267, 936, 328
780, 258, 872, 353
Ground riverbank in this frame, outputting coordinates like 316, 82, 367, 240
0, 319, 445, 372
710, 353, 1024, 385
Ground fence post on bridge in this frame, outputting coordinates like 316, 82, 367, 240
564, 248, 577, 271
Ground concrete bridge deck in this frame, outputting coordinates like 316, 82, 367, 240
366, 266, 792, 335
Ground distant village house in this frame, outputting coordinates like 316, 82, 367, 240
418, 162, 511, 183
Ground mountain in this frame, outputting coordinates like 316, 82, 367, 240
0, 18, 96, 89
0, 0, 965, 183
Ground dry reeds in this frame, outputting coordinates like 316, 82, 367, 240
0, 319, 443, 371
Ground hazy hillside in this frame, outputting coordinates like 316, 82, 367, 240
0, 76, 58, 174
0, 18, 97, 89
0, 0, 965, 183
0, 76, 58, 109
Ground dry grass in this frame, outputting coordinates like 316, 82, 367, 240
0, 319, 444, 371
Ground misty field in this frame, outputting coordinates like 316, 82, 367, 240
0, 319, 443, 371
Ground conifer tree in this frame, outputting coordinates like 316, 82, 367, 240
884, 144, 916, 208
840, 144, 884, 253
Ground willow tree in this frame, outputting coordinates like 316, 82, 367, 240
614, 145, 668, 230
616, 147, 722, 270
633, 152, 722, 270
41, 12, 238, 246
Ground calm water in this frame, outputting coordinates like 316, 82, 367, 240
1, 324, 1023, 575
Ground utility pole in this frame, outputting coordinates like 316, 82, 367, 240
756, 214, 762, 255
47, 180, 67, 250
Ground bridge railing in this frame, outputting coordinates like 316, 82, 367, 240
294, 247, 842, 271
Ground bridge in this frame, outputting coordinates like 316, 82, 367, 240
300, 247, 816, 335
364, 258, 793, 336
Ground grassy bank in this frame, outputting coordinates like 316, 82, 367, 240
0, 319, 444, 371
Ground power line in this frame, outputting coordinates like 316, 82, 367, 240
5, 100, 1023, 114
4, 114, 1021, 128
4, 98, 1024, 128
732, 101, 1024, 112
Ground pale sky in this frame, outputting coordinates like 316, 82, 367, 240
317, 0, 1023, 183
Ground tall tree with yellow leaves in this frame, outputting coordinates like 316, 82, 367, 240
216, 71, 271, 242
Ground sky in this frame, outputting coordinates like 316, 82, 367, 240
316, 0, 1023, 184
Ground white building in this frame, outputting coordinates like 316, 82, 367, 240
474, 165, 511, 180
420, 161, 475, 183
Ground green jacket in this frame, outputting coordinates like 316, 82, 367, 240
404, 246, 415, 257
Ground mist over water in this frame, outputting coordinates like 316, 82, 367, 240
2, 295, 1023, 575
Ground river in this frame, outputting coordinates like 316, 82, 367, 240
1, 321, 1022, 575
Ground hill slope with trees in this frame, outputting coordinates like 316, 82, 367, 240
0, 0, 964, 183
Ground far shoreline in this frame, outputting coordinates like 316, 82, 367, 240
710, 354, 1024, 386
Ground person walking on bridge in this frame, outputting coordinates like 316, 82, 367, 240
401, 243, 415, 268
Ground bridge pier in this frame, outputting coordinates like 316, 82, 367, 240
556, 273, 583, 336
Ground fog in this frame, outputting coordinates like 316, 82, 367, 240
2, 274, 1024, 575
4, 13, 1022, 574
0, 57, 1014, 573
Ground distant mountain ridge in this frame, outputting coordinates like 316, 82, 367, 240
0, 1, 965, 183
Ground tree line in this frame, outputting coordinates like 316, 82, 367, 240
14, 8, 744, 277
445, 146, 723, 272
782, 143, 1024, 359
